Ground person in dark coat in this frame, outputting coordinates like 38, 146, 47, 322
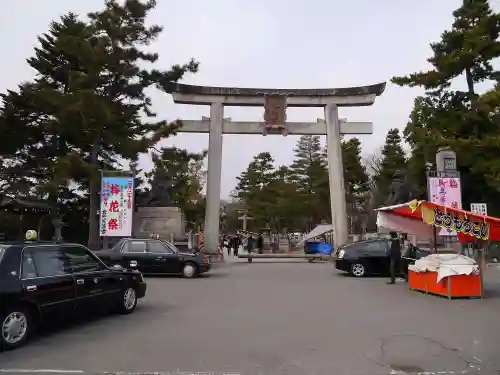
230, 235, 240, 256
247, 236, 254, 254
400, 233, 411, 282
223, 235, 231, 256
257, 234, 264, 254
388, 231, 402, 284
235, 235, 242, 256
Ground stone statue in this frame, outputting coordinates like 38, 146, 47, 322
52, 217, 64, 241
144, 165, 174, 206
384, 169, 413, 206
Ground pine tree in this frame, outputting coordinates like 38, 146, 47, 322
341, 138, 370, 233
375, 129, 407, 204
129, 160, 149, 204
392, 0, 500, 212
289, 135, 329, 227
0, 1, 199, 248
264, 165, 304, 232
146, 147, 206, 209
233, 152, 277, 229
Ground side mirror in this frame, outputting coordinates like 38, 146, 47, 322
110, 264, 123, 271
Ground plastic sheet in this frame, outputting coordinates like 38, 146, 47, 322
304, 241, 333, 255
408, 253, 479, 282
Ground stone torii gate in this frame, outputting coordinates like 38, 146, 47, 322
165, 83, 386, 254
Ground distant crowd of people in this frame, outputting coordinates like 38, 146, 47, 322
221, 233, 264, 256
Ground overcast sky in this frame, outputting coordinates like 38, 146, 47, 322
2, 0, 498, 198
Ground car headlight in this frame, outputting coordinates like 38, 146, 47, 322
338, 250, 345, 259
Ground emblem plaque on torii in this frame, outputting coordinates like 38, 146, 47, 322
164, 82, 386, 255
262, 93, 289, 136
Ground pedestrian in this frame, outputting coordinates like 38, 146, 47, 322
247, 235, 254, 254
400, 233, 411, 282
257, 234, 264, 254
223, 236, 231, 256
231, 235, 240, 257
388, 231, 402, 284
235, 235, 241, 256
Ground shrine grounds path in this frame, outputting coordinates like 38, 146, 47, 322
2, 258, 500, 375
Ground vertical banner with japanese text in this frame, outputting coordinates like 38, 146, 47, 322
100, 176, 134, 237
428, 177, 462, 236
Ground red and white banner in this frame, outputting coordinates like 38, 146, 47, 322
428, 177, 462, 236
100, 176, 134, 237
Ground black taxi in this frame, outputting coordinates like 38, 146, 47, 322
0, 241, 147, 350
95, 238, 212, 278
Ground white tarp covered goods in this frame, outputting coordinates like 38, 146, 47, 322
408, 253, 479, 282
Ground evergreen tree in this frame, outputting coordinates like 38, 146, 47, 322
128, 160, 151, 216
393, 0, 500, 92
289, 135, 329, 227
233, 152, 277, 229
342, 138, 370, 199
403, 96, 440, 197
341, 138, 370, 233
392, 0, 500, 213
146, 147, 206, 209
265, 165, 304, 232
0, 1, 199, 248
375, 129, 407, 204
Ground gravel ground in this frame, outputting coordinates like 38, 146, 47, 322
1, 257, 499, 375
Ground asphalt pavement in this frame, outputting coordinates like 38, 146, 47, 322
1, 256, 500, 375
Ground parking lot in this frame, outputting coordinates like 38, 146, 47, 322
1, 258, 500, 375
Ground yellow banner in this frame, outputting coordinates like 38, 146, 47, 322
420, 203, 489, 240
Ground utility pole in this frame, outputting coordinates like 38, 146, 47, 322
237, 209, 253, 231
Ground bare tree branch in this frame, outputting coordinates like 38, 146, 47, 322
362, 150, 383, 177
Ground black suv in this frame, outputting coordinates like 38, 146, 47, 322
0, 242, 147, 350
335, 238, 431, 277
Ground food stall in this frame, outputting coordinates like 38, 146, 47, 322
375, 199, 500, 299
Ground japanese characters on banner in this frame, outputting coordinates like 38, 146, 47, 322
470, 203, 488, 216
419, 203, 489, 240
100, 176, 134, 237
428, 177, 462, 236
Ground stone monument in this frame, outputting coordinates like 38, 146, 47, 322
133, 163, 185, 240
384, 169, 414, 206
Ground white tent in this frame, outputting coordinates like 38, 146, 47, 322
296, 224, 333, 246
375, 202, 434, 241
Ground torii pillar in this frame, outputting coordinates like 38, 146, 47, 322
165, 83, 386, 255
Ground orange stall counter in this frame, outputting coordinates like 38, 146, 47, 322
408, 270, 481, 299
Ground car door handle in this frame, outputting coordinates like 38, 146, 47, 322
26, 285, 37, 292
76, 279, 84, 285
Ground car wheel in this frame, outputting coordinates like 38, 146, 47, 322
350, 263, 366, 277
182, 262, 198, 278
1, 307, 31, 350
118, 287, 137, 314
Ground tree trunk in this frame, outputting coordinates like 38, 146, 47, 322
87, 142, 101, 250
